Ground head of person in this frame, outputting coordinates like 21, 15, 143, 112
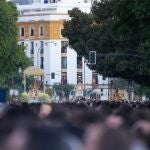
84, 125, 131, 150
2, 126, 75, 150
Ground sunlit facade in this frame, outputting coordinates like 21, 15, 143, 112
15, 0, 109, 100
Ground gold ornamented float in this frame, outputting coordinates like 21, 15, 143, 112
109, 89, 125, 101
23, 66, 45, 98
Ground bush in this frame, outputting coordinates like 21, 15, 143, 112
38, 93, 51, 103
19, 92, 30, 102
45, 88, 54, 98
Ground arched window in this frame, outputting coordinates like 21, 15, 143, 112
20, 27, 24, 36
30, 26, 34, 36
40, 26, 44, 36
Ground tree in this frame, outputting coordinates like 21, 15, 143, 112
0, 1, 31, 88
110, 78, 150, 98
62, 0, 150, 86
112, 0, 150, 85
53, 83, 74, 98
45, 87, 54, 98
0, 1, 30, 76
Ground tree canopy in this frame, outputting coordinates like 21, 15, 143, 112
0, 0, 31, 77
62, 0, 150, 86
53, 83, 74, 98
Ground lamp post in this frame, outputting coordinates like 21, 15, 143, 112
83, 58, 87, 97
55, 71, 64, 101
36, 41, 56, 92
60, 65, 65, 101
36, 41, 56, 68
18, 67, 27, 93
10, 73, 15, 101
61, 76, 64, 101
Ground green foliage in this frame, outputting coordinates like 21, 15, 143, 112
63, 84, 74, 98
45, 87, 54, 98
53, 83, 74, 98
62, 0, 150, 86
110, 78, 150, 98
111, 78, 128, 89
19, 92, 30, 102
134, 85, 150, 98
38, 93, 51, 103
0, 69, 33, 91
112, 0, 150, 85
53, 83, 62, 97
0, 1, 31, 77
0, 0, 31, 88
62, 8, 93, 56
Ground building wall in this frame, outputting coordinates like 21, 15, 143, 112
67, 47, 77, 84
10, 0, 33, 4
17, 2, 109, 100
17, 20, 64, 40
10, 0, 92, 4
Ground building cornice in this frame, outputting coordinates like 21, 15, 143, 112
19, 13, 68, 17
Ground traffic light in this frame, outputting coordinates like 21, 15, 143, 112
89, 51, 96, 64
51, 72, 55, 79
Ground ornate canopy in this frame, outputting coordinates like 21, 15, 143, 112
23, 66, 44, 76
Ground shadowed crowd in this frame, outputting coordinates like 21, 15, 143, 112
0, 101, 150, 150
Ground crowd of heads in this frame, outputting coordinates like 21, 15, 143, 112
0, 100, 150, 150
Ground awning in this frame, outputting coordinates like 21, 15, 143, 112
23, 66, 44, 76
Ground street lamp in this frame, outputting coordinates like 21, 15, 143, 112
36, 41, 57, 68
83, 58, 88, 97
18, 67, 26, 93
36, 41, 57, 90
55, 71, 64, 101
61, 77, 64, 101
18, 67, 22, 74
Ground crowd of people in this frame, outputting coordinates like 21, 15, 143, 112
0, 100, 150, 150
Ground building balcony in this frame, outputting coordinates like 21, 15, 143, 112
77, 68, 82, 72
61, 68, 67, 72
61, 53, 67, 57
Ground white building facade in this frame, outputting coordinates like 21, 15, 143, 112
16, 0, 109, 100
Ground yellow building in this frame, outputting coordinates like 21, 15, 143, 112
16, 1, 109, 101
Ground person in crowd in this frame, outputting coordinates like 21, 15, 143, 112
0, 100, 149, 150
